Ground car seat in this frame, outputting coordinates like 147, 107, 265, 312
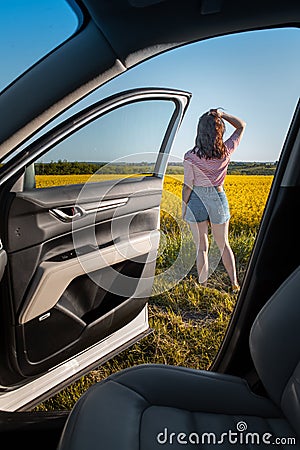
57, 266, 300, 449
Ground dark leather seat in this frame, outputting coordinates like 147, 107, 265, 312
57, 267, 300, 449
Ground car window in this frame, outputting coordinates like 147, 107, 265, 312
32, 99, 176, 188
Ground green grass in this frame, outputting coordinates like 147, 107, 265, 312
35, 221, 254, 411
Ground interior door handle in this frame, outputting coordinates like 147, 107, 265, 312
50, 206, 84, 222
50, 198, 129, 222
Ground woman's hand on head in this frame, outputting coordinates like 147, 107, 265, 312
209, 108, 222, 118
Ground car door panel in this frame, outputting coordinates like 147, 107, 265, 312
7, 197, 160, 313
17, 259, 151, 369
19, 229, 159, 324
5, 177, 161, 376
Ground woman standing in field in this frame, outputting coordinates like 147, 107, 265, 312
182, 108, 246, 291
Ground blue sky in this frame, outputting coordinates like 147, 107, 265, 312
1, 0, 300, 162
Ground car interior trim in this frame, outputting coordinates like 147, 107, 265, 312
281, 125, 300, 187
19, 230, 160, 324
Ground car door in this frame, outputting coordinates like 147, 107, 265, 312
0, 87, 190, 410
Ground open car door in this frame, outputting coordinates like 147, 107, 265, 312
0, 87, 190, 411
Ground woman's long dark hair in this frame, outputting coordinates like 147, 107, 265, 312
193, 112, 227, 159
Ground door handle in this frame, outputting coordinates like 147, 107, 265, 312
50, 206, 84, 222
50, 198, 129, 223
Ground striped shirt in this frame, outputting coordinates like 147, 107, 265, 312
183, 129, 243, 187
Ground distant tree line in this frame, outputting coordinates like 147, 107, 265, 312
35, 160, 155, 175
227, 161, 277, 175
166, 161, 277, 175
34, 160, 277, 176
35, 160, 104, 175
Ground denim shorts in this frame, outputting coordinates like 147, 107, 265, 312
185, 186, 230, 224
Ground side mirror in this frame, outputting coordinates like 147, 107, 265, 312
23, 163, 36, 190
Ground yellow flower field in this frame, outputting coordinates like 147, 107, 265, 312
225, 175, 273, 232
162, 174, 273, 233
36, 174, 273, 233
35, 174, 117, 188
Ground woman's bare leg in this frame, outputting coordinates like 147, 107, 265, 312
189, 220, 209, 285
210, 220, 239, 287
